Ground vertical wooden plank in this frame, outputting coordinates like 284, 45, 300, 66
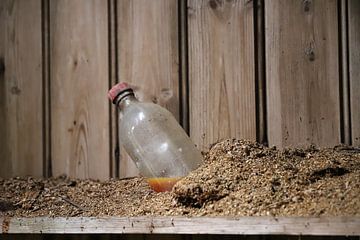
117, 0, 180, 178
50, 0, 110, 179
188, 0, 256, 150
0, 0, 43, 178
266, 0, 341, 148
348, 0, 360, 146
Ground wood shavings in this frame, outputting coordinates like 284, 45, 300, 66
1, 139, 359, 217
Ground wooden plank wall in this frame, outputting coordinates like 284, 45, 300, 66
49, 0, 110, 180
0, 0, 359, 179
348, 0, 360, 146
117, 0, 179, 177
0, 0, 43, 178
188, 0, 256, 150
266, 0, 341, 147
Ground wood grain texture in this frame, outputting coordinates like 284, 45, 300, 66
266, 0, 340, 148
50, 0, 109, 180
0, 0, 43, 178
2, 216, 360, 235
117, 0, 180, 178
348, 0, 360, 146
188, 0, 256, 150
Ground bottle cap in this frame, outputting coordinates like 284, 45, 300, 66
108, 82, 132, 103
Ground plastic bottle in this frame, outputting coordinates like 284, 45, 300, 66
108, 82, 203, 192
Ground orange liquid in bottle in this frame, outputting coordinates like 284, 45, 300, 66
147, 177, 181, 192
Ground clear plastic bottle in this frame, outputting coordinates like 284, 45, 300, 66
108, 82, 203, 192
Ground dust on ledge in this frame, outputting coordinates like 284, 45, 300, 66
1, 139, 359, 217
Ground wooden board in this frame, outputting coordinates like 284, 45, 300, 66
188, 0, 256, 150
348, 0, 360, 146
117, 0, 180, 178
50, 0, 109, 180
1, 216, 359, 235
0, 0, 43, 178
266, 0, 341, 148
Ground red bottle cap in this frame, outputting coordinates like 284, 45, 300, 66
108, 82, 132, 103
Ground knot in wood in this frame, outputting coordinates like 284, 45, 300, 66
209, 0, 219, 9
303, 0, 312, 12
305, 43, 315, 61
0, 57, 4, 75
11, 86, 21, 95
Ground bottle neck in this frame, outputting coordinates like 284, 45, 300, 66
115, 91, 138, 111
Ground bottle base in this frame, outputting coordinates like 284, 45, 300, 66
147, 177, 182, 192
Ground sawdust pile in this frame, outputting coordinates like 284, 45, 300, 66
1, 139, 360, 217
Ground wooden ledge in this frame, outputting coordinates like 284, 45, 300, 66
1, 216, 359, 235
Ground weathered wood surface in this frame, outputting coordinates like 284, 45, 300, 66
1, 0, 360, 181
188, 0, 256, 150
50, 0, 109, 179
266, 0, 341, 148
117, 0, 180, 178
0, 0, 43, 178
348, 0, 360, 146
1, 216, 359, 235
